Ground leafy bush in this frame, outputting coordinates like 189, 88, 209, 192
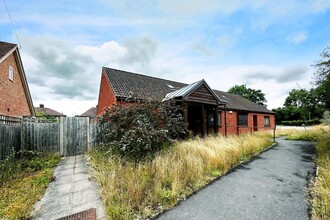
98, 101, 187, 161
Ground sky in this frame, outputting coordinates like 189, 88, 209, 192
1, 0, 330, 116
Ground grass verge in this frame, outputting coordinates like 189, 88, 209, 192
0, 151, 60, 219
278, 125, 330, 220
90, 132, 273, 219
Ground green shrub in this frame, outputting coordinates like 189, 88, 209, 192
98, 101, 187, 161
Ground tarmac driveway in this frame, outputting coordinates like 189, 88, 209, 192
157, 137, 316, 220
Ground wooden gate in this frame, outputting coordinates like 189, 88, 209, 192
60, 117, 89, 156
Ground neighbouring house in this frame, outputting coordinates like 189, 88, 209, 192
80, 107, 97, 121
35, 104, 66, 118
97, 67, 275, 136
0, 41, 35, 117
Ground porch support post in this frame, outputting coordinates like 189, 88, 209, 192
215, 105, 219, 135
224, 104, 227, 137
202, 104, 206, 137
183, 102, 188, 125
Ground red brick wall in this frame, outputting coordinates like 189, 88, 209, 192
218, 110, 275, 135
0, 53, 32, 117
97, 70, 117, 115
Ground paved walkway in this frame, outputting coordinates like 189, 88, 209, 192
157, 137, 316, 220
32, 155, 107, 220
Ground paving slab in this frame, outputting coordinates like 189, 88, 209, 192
157, 137, 316, 220
32, 155, 107, 220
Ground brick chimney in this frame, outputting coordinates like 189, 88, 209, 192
39, 104, 44, 108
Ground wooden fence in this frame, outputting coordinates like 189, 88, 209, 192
0, 116, 103, 160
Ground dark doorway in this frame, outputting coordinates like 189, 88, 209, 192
253, 115, 258, 131
188, 103, 202, 136
187, 103, 217, 137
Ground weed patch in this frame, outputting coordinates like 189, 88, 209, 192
0, 151, 60, 219
90, 132, 273, 219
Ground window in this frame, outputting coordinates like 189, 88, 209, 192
218, 111, 222, 127
9, 66, 14, 81
208, 111, 214, 127
238, 113, 248, 126
264, 116, 270, 126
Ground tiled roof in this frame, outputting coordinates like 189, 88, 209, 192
214, 90, 273, 114
0, 41, 17, 60
35, 106, 66, 117
103, 67, 274, 114
80, 107, 96, 118
104, 67, 186, 100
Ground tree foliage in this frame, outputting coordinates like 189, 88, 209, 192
98, 101, 187, 161
228, 84, 267, 105
273, 88, 324, 122
313, 46, 330, 110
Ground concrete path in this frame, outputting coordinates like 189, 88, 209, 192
157, 137, 315, 220
32, 155, 107, 220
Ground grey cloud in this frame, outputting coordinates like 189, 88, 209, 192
119, 37, 158, 70
244, 65, 308, 83
21, 36, 98, 100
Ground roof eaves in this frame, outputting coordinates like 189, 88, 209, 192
0, 44, 17, 63
14, 48, 36, 116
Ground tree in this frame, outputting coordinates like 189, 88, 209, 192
313, 46, 330, 110
228, 84, 267, 105
273, 88, 324, 122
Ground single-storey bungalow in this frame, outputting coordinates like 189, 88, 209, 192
97, 67, 275, 136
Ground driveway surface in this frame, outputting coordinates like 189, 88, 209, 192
32, 155, 106, 220
157, 137, 315, 220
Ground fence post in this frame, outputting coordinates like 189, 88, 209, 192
20, 117, 25, 151
59, 117, 64, 156
86, 117, 91, 152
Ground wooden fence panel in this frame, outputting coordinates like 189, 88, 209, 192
60, 117, 89, 156
1, 117, 101, 159
21, 122, 60, 153
0, 125, 21, 160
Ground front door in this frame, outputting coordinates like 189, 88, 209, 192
253, 115, 258, 131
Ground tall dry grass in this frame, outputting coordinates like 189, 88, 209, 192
90, 132, 273, 220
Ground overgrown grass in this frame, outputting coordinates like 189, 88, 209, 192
90, 132, 273, 219
277, 125, 330, 220
0, 151, 60, 219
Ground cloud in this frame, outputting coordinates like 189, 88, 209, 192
286, 32, 308, 44
241, 65, 309, 83
20, 36, 97, 102
20, 35, 160, 112
191, 44, 212, 56
120, 37, 158, 71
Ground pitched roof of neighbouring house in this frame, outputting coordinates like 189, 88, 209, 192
103, 67, 274, 114
35, 104, 66, 117
0, 41, 17, 61
80, 107, 96, 118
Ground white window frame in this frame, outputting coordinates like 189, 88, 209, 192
9, 66, 14, 81
264, 116, 270, 126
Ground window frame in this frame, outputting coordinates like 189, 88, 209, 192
264, 116, 270, 127
9, 66, 14, 81
238, 112, 248, 126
